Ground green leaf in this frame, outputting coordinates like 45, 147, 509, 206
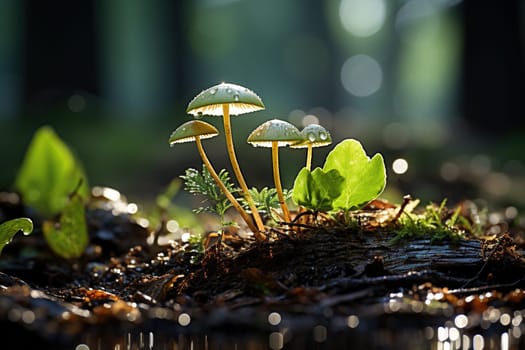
0, 218, 33, 255
14, 126, 90, 217
156, 178, 181, 211
292, 167, 345, 212
43, 195, 88, 259
323, 139, 386, 210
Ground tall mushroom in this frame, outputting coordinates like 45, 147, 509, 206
290, 124, 332, 170
168, 120, 260, 236
247, 119, 303, 223
186, 82, 266, 234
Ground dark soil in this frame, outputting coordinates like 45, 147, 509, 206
1, 191, 525, 349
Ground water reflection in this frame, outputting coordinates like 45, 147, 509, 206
429, 309, 525, 350
75, 307, 525, 349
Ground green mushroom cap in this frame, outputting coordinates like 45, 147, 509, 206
247, 119, 303, 147
186, 82, 265, 117
168, 120, 219, 145
290, 123, 332, 148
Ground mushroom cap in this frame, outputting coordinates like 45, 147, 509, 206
247, 119, 303, 147
186, 82, 265, 117
290, 124, 332, 148
168, 120, 219, 145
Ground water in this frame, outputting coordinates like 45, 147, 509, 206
74, 309, 525, 350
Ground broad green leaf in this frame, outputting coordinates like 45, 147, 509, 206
0, 218, 33, 255
14, 126, 89, 217
43, 195, 88, 259
292, 167, 345, 212
323, 139, 386, 210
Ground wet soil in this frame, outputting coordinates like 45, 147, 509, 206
1, 191, 525, 349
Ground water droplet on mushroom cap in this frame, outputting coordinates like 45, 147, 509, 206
186, 82, 265, 117
246, 119, 302, 147
308, 132, 316, 142
319, 131, 327, 140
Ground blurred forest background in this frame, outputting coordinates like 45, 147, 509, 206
0, 0, 524, 217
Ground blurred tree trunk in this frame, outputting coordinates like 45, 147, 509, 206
462, 0, 525, 134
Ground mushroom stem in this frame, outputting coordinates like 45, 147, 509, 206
272, 141, 291, 223
306, 144, 313, 170
194, 136, 260, 235
221, 104, 266, 238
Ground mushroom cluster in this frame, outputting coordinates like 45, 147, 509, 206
186, 83, 266, 240
169, 82, 331, 239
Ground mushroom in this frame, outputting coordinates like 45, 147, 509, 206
290, 124, 332, 170
168, 120, 259, 235
247, 119, 303, 223
186, 82, 266, 236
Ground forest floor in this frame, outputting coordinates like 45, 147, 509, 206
1, 192, 525, 349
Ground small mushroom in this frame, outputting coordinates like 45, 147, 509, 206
291, 124, 332, 170
247, 119, 303, 223
168, 120, 258, 234
186, 82, 266, 237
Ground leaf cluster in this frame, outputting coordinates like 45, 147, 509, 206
3, 126, 89, 258
292, 139, 386, 213
393, 199, 467, 243
247, 187, 292, 223
180, 166, 239, 226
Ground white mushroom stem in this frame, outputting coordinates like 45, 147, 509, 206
221, 104, 266, 239
194, 136, 259, 235
272, 141, 291, 223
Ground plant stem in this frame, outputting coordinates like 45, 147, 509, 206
221, 104, 266, 239
272, 141, 291, 223
194, 136, 259, 234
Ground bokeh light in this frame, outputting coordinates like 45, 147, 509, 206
339, 0, 387, 37
341, 55, 383, 97
392, 158, 409, 175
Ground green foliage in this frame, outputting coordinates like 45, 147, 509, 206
180, 165, 239, 226
323, 139, 386, 210
292, 139, 386, 212
0, 218, 33, 255
247, 186, 292, 223
393, 199, 465, 243
186, 232, 205, 263
292, 168, 344, 212
42, 194, 88, 259
15, 126, 90, 217
156, 178, 182, 211
13, 126, 90, 259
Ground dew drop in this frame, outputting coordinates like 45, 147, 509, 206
307, 132, 316, 142
233, 94, 240, 101
209, 88, 217, 95
226, 88, 233, 94
181, 127, 186, 131
319, 132, 328, 140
